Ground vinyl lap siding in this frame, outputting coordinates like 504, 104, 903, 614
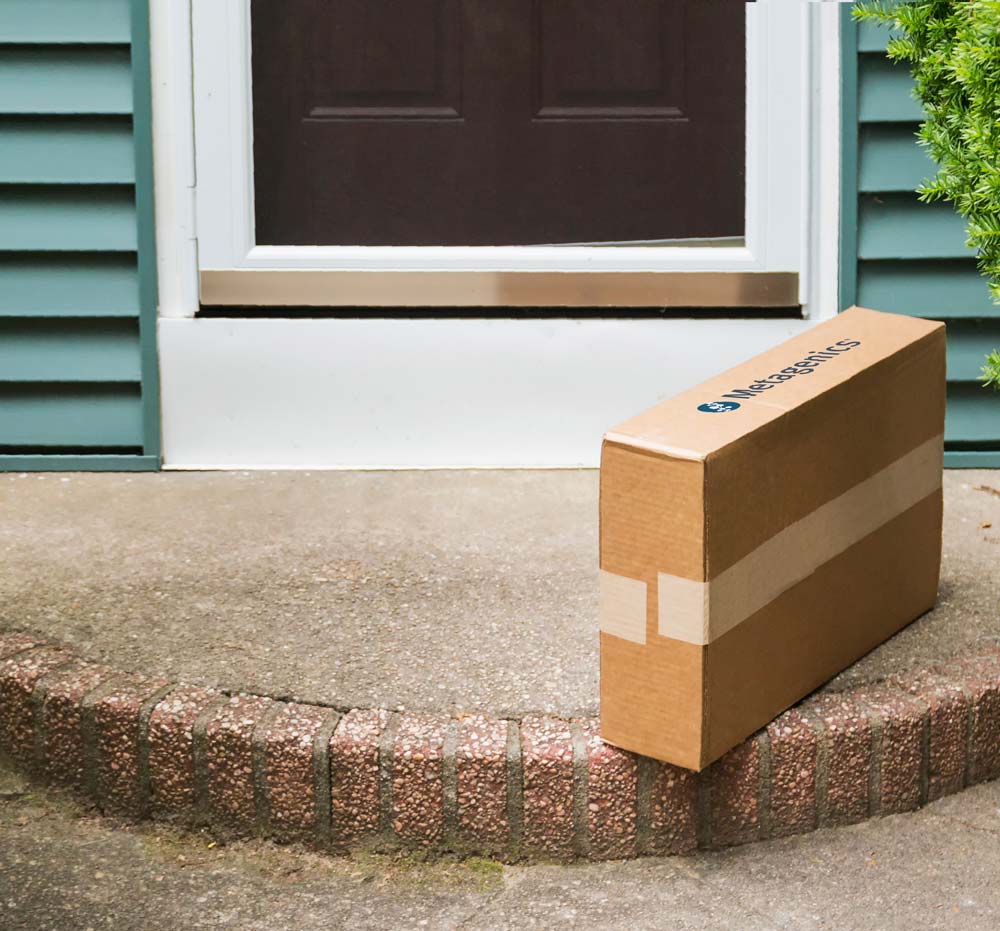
0, 0, 158, 471
841, 9, 1000, 467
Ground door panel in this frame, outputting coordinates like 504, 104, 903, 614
251, 0, 745, 247
534, 0, 684, 119
309, 0, 462, 119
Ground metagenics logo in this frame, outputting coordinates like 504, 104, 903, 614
697, 400, 741, 414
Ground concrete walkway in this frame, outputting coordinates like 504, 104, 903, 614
1, 470, 999, 715
2, 757, 999, 931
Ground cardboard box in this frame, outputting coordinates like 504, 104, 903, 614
599, 306, 946, 770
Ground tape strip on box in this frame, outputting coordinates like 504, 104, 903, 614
598, 570, 648, 645
658, 433, 944, 646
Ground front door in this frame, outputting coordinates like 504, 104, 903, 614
250, 0, 746, 247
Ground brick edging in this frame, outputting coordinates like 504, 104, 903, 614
2, 631, 1000, 861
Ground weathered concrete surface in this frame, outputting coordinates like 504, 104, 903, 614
3, 758, 1000, 930
0, 470, 998, 715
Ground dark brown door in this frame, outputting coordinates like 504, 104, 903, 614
251, 0, 745, 247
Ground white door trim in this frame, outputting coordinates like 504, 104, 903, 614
178, 0, 820, 284
149, 0, 199, 319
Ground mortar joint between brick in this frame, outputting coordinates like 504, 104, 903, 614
441, 717, 460, 850
79, 675, 131, 808
858, 701, 885, 819
378, 712, 401, 841
136, 683, 178, 819
811, 713, 831, 829
634, 755, 654, 857
251, 701, 286, 838
945, 678, 977, 787
505, 718, 524, 860
191, 695, 229, 826
695, 768, 712, 850
917, 700, 931, 807
312, 708, 340, 846
799, 709, 822, 834
569, 719, 590, 860
756, 730, 774, 841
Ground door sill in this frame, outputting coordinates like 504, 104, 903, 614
199, 270, 799, 309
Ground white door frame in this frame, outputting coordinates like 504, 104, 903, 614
196, 0, 786, 271
153, 0, 837, 307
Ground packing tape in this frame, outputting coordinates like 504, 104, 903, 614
658, 433, 944, 646
599, 570, 648, 644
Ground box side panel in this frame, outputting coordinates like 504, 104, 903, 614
703, 489, 942, 764
598, 441, 706, 769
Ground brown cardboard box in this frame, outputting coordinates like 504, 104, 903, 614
599, 306, 946, 770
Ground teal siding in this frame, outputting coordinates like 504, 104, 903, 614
857, 195, 969, 260
841, 8, 1000, 466
0, 384, 143, 447
0, 0, 158, 468
0, 186, 137, 251
0, 319, 140, 382
0, 118, 136, 184
0, 1, 131, 44
858, 124, 935, 192
857, 55, 924, 122
0, 48, 133, 114
0, 254, 139, 317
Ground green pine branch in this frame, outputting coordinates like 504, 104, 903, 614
984, 348, 1000, 389
854, 0, 1000, 388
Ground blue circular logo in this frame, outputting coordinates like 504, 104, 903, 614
697, 401, 741, 414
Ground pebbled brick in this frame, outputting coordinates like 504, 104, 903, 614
708, 737, 761, 848
857, 685, 926, 815
264, 702, 333, 841
330, 708, 386, 848
94, 674, 171, 815
893, 669, 969, 801
644, 759, 698, 856
807, 693, 873, 826
521, 716, 575, 859
204, 694, 273, 830
766, 708, 818, 838
0, 647, 72, 763
936, 652, 1000, 785
456, 714, 509, 855
42, 663, 115, 787
392, 713, 448, 847
580, 720, 638, 860
147, 685, 220, 818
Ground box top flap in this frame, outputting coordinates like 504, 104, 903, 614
604, 307, 945, 461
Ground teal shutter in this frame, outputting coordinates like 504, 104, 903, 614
841, 8, 1000, 467
0, 0, 159, 471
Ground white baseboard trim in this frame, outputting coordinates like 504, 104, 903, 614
159, 316, 819, 469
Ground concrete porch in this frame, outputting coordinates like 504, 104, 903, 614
2, 469, 999, 716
